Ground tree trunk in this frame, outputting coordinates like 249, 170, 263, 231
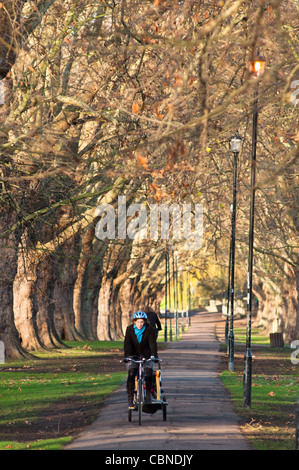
0, 281, 31, 359
254, 263, 299, 345
0, 213, 34, 359
80, 238, 105, 340
110, 283, 124, 340
73, 225, 100, 340
0, 227, 31, 359
34, 254, 65, 349
52, 236, 82, 341
13, 244, 42, 351
280, 264, 299, 344
116, 278, 134, 336
97, 276, 113, 340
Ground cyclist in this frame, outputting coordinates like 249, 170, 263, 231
124, 311, 158, 409
143, 306, 162, 339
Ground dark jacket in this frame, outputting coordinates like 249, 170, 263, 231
124, 323, 158, 359
146, 311, 162, 332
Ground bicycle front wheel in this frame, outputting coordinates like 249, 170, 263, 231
138, 380, 143, 426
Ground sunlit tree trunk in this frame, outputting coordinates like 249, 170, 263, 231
52, 236, 80, 341
13, 241, 41, 351
0, 212, 30, 359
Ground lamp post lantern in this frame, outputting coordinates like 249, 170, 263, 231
228, 131, 242, 372
243, 52, 265, 407
248, 51, 265, 78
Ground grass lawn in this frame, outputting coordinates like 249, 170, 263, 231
0, 336, 169, 450
2, 317, 297, 451
217, 319, 299, 450
0, 340, 127, 450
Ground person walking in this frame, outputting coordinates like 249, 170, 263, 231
143, 306, 162, 340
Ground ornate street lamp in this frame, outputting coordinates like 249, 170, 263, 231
243, 51, 266, 407
228, 131, 242, 372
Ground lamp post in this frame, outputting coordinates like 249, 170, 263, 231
225, 237, 232, 345
228, 131, 242, 372
179, 266, 184, 333
188, 267, 191, 326
174, 249, 179, 340
164, 247, 168, 342
186, 266, 190, 327
243, 52, 265, 407
168, 248, 173, 342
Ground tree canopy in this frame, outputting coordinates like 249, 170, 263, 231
0, 0, 298, 358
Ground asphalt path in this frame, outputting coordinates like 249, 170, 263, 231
65, 311, 251, 451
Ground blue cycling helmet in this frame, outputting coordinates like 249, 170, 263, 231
133, 311, 147, 320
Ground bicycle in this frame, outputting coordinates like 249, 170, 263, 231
122, 356, 167, 425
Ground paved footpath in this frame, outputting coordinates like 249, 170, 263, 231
65, 311, 251, 451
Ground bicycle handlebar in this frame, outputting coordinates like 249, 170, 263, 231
121, 357, 161, 364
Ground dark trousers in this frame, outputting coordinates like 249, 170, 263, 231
126, 360, 153, 402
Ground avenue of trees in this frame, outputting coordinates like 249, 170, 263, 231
0, 0, 298, 359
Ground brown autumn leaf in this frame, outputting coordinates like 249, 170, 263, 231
136, 154, 148, 169
149, 182, 168, 202
132, 103, 140, 114
153, 106, 163, 119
